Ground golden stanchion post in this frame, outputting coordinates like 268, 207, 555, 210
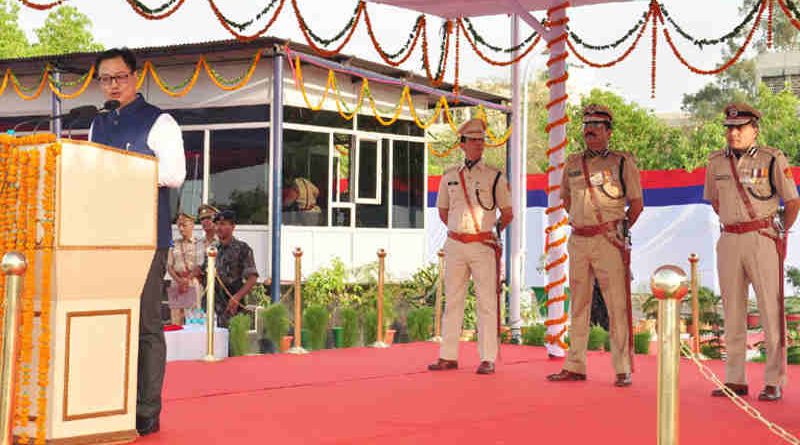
288, 247, 308, 354
688, 254, 700, 354
371, 249, 389, 348
1, 252, 26, 445
203, 246, 219, 362
430, 249, 445, 342
651, 265, 689, 445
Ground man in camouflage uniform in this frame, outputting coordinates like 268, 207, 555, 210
201, 210, 259, 328
547, 104, 643, 387
428, 118, 513, 375
705, 103, 799, 401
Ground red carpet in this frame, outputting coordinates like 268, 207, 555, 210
138, 343, 800, 444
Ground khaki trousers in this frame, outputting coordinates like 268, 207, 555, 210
718, 231, 786, 387
564, 234, 631, 375
440, 238, 498, 362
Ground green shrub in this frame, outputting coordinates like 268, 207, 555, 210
604, 332, 612, 352
363, 309, 378, 345
303, 305, 330, 350
228, 314, 252, 357
522, 324, 546, 346
259, 303, 289, 346
700, 338, 724, 359
633, 331, 652, 355
788, 346, 800, 365
340, 307, 360, 348
588, 325, 608, 351
407, 307, 434, 341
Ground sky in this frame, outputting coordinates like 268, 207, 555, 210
15, 0, 762, 113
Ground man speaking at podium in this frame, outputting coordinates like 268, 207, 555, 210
89, 48, 186, 436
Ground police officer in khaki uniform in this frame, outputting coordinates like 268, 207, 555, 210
704, 103, 800, 401
197, 204, 219, 256
428, 118, 513, 375
547, 105, 643, 387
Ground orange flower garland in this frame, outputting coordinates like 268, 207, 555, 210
35, 141, 60, 445
0, 133, 59, 443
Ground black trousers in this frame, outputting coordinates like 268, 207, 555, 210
137, 249, 168, 419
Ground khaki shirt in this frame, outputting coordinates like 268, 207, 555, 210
560, 150, 643, 227
436, 160, 512, 233
703, 146, 799, 225
196, 234, 218, 260
295, 178, 321, 213
168, 237, 203, 276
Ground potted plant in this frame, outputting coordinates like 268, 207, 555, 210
258, 303, 290, 354
339, 307, 360, 347
303, 305, 330, 350
363, 309, 378, 345
522, 323, 546, 346
588, 325, 609, 351
228, 313, 252, 357
406, 306, 434, 342
633, 330, 652, 355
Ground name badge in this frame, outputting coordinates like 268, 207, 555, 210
447, 181, 459, 186
714, 174, 731, 181
589, 171, 604, 186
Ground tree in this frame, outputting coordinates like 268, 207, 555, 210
426, 76, 550, 175
0, 2, 102, 59
30, 6, 103, 56
682, 0, 800, 120
562, 89, 698, 171
0, 0, 29, 59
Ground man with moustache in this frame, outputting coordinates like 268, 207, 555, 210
428, 118, 513, 375
704, 103, 799, 401
547, 104, 643, 387
89, 47, 185, 436
197, 203, 220, 257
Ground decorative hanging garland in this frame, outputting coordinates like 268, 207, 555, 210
16, 0, 64, 10
419, 19, 452, 87
566, 6, 651, 69
126, 0, 186, 20
293, 0, 363, 57
48, 66, 95, 100
363, 11, 424, 66
207, 0, 285, 42
568, 8, 648, 50
777, 0, 800, 30
0, 133, 59, 445
658, 0, 762, 48
203, 52, 261, 90
657, 0, 766, 75
462, 17, 539, 53
458, 18, 542, 67
10, 0, 800, 91
293, 0, 361, 46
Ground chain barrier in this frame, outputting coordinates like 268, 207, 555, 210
680, 343, 800, 445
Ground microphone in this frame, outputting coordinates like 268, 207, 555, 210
12, 105, 99, 134
101, 100, 120, 113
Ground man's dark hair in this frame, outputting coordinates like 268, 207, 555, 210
94, 48, 137, 76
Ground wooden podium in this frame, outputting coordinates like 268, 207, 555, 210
11, 139, 156, 444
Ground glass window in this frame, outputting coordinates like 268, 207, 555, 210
281, 129, 329, 226
208, 128, 269, 224
356, 114, 425, 137
332, 133, 353, 203
168, 131, 204, 222
356, 140, 389, 228
169, 105, 269, 125
355, 139, 381, 203
284, 106, 351, 130
392, 140, 425, 229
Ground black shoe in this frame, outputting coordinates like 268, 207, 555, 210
136, 415, 160, 436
